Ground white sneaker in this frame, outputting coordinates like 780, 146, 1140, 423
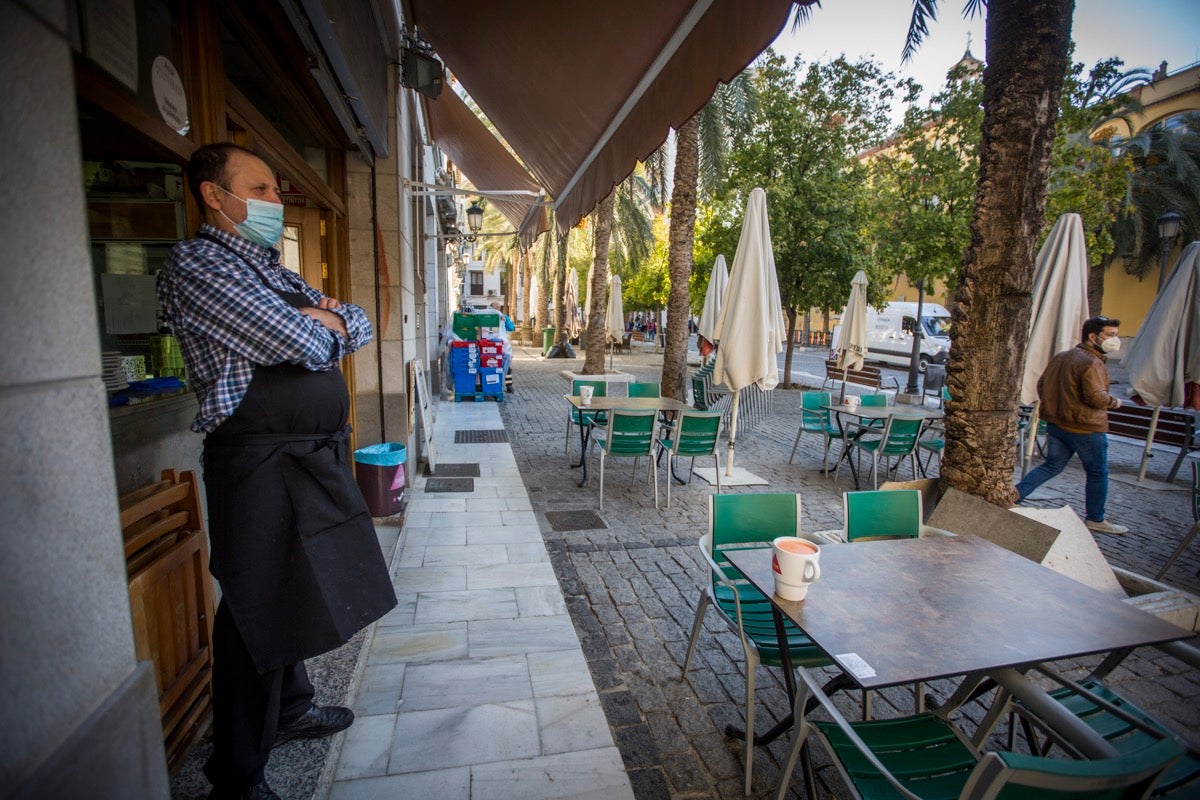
1086, 519, 1129, 535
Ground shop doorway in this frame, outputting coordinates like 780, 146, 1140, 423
282, 205, 326, 292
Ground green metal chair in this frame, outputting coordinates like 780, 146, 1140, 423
842, 415, 925, 489
1000, 659, 1200, 798
843, 489, 923, 542
656, 410, 722, 507
683, 493, 832, 795
628, 381, 661, 398
788, 391, 845, 472
917, 420, 945, 477
566, 378, 608, 459
776, 666, 1186, 800
589, 408, 657, 510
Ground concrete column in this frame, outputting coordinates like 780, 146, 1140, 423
0, 1, 168, 796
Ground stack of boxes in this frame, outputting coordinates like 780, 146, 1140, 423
449, 312, 506, 402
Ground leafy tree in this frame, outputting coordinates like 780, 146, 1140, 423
624, 218, 671, 312
868, 65, 981, 301
723, 51, 896, 386
1110, 113, 1200, 283
1045, 55, 1145, 311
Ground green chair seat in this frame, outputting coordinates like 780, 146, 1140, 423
590, 408, 657, 510
779, 667, 1187, 800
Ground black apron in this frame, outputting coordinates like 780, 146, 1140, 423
200, 236, 396, 672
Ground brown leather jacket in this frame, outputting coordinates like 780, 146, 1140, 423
1037, 343, 1122, 433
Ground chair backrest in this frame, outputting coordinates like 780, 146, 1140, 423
692, 375, 710, 410
628, 381, 661, 398
572, 378, 607, 398
709, 493, 802, 548
1192, 461, 1199, 522
880, 415, 925, 454
800, 391, 832, 425
860, 393, 888, 408
843, 489, 922, 541
670, 410, 723, 456
958, 736, 1185, 800
602, 409, 656, 455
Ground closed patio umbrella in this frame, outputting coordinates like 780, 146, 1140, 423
1020, 214, 1092, 472
1124, 240, 1200, 412
564, 268, 581, 341
835, 270, 870, 401
1022, 214, 1091, 404
696, 254, 729, 360
712, 188, 785, 475
606, 273, 625, 371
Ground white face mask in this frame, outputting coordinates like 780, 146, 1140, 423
1099, 336, 1121, 354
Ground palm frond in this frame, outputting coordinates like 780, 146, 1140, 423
789, 0, 821, 31
902, 0, 939, 63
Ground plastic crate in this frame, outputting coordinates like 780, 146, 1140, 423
454, 371, 479, 395
480, 367, 504, 395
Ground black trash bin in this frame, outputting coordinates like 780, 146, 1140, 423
354, 442, 407, 517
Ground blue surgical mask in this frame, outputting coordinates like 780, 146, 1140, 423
217, 186, 284, 248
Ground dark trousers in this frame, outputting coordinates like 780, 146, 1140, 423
205, 601, 315, 789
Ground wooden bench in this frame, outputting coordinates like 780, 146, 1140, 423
1108, 404, 1199, 483
120, 469, 216, 773
822, 358, 900, 393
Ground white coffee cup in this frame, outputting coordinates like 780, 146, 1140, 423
772, 536, 821, 601
579, 386, 594, 406
844, 395, 861, 410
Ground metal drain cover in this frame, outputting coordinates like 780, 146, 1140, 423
545, 510, 607, 531
425, 477, 475, 493
454, 429, 509, 444
425, 462, 481, 478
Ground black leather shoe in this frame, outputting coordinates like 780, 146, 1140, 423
274, 705, 354, 747
207, 780, 282, 800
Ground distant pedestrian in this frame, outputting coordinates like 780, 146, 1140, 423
1015, 316, 1128, 534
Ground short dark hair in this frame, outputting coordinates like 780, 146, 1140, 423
1082, 316, 1120, 339
186, 143, 256, 207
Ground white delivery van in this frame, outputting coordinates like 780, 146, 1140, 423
832, 301, 952, 373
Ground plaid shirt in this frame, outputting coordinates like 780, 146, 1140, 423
157, 224, 373, 433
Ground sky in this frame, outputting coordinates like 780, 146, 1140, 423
771, 0, 1200, 124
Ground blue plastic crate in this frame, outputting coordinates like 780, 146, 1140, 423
479, 367, 504, 395
454, 371, 479, 395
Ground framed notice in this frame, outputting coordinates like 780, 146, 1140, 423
410, 359, 438, 473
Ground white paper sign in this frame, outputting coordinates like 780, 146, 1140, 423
151, 56, 189, 135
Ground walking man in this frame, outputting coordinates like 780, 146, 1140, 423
1015, 316, 1129, 534
158, 143, 396, 799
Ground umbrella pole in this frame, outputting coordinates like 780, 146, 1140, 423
1138, 406, 1162, 482
1023, 402, 1040, 476
726, 391, 740, 477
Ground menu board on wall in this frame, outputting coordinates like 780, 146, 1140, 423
83, 0, 139, 92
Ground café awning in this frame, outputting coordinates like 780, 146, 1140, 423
422, 87, 550, 250
406, 0, 803, 237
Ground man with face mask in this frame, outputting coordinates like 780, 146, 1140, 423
158, 143, 396, 800
1016, 316, 1129, 535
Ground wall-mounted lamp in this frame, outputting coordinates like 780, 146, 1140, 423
1156, 209, 1183, 290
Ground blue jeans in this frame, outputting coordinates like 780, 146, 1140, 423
1015, 423, 1109, 523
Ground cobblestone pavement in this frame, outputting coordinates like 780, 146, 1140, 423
498, 342, 1200, 799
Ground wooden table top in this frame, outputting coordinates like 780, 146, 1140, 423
564, 395, 693, 412
726, 535, 1188, 690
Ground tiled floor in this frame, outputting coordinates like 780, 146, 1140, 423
328, 400, 634, 800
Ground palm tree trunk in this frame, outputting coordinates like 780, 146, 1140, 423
584, 192, 614, 374
554, 231, 569, 346
943, 0, 1073, 506
520, 248, 533, 342
536, 232, 551, 338
661, 115, 700, 401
